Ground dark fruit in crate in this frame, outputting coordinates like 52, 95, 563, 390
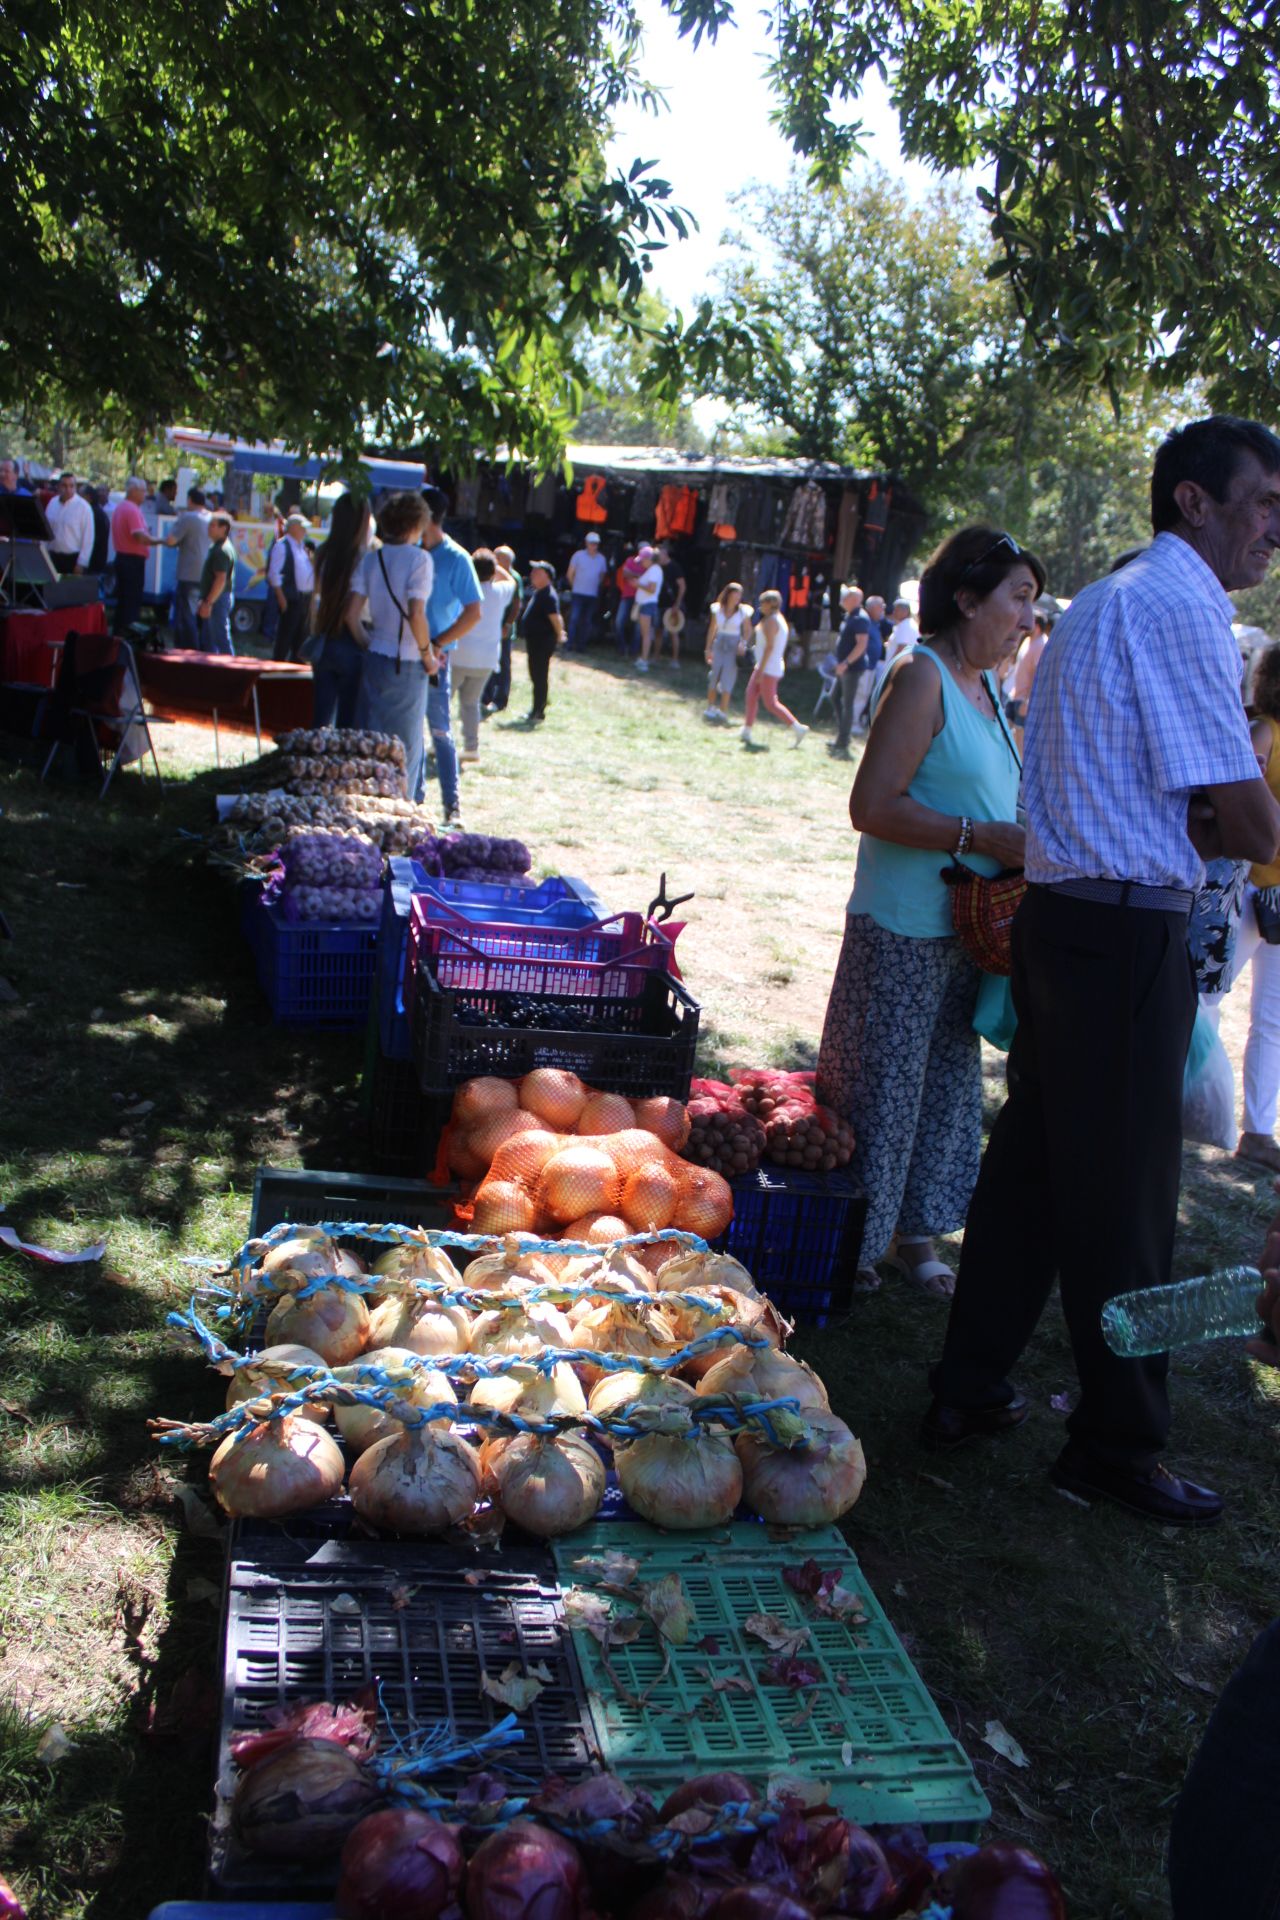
684, 1100, 766, 1178
336, 1807, 464, 1920
942, 1845, 1067, 1920
230, 1737, 379, 1857
708, 1888, 816, 1919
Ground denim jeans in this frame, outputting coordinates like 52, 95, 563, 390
616, 597, 636, 653
426, 659, 459, 813
356, 651, 429, 801
200, 592, 235, 656
1169, 1618, 1280, 1918
173, 582, 201, 649
312, 632, 364, 729
567, 593, 597, 650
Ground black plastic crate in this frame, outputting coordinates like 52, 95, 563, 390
249, 1167, 456, 1240
712, 1165, 867, 1325
411, 960, 698, 1100
211, 1538, 595, 1898
364, 1048, 452, 1180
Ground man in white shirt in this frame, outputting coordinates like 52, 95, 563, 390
268, 511, 316, 663
885, 598, 919, 662
45, 471, 95, 575
926, 416, 1280, 1527
565, 530, 607, 652
453, 548, 515, 762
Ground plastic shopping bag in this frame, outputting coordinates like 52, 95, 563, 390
1182, 1007, 1235, 1150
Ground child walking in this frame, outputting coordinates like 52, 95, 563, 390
741, 590, 810, 747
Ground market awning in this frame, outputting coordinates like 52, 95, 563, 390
165, 428, 426, 491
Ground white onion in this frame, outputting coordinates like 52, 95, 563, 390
651, 1249, 760, 1299
696, 1347, 830, 1411
256, 1234, 365, 1292
668, 1285, 786, 1381
735, 1410, 866, 1524
348, 1427, 481, 1533
266, 1283, 370, 1364
226, 1343, 330, 1423
469, 1301, 574, 1360
463, 1238, 558, 1292
569, 1298, 680, 1389
333, 1349, 457, 1453
210, 1414, 345, 1517
365, 1292, 470, 1357
370, 1241, 462, 1298
469, 1362, 587, 1421
490, 1432, 605, 1536
615, 1430, 743, 1528
587, 1368, 695, 1427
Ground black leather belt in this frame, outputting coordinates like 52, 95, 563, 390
1038, 878, 1194, 915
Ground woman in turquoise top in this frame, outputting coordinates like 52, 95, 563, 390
816, 527, 1045, 1294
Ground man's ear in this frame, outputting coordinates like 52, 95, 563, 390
1172, 477, 1212, 528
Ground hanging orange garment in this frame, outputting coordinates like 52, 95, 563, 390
654, 483, 698, 539
789, 571, 810, 610
863, 480, 891, 539
673, 486, 698, 534
576, 474, 608, 523
713, 523, 737, 541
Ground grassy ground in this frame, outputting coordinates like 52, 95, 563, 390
1, 641, 1277, 1919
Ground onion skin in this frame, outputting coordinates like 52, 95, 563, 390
943, 1845, 1067, 1920
334, 1352, 456, 1454
658, 1773, 756, 1822
734, 1411, 866, 1526
210, 1415, 345, 1518
335, 1808, 463, 1920
266, 1283, 370, 1365
231, 1736, 379, 1858
348, 1428, 481, 1534
227, 1343, 329, 1423
615, 1431, 743, 1529
365, 1294, 470, 1358
492, 1432, 605, 1536
812, 1819, 897, 1915
708, 1887, 815, 1920
465, 1819, 589, 1920
696, 1350, 829, 1413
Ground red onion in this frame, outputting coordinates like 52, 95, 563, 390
708, 1887, 815, 1919
659, 1774, 757, 1823
629, 1873, 721, 1918
230, 1736, 379, 1857
944, 1845, 1067, 1919
814, 1819, 897, 1915
335, 1807, 463, 1920
466, 1819, 588, 1920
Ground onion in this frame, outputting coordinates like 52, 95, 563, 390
470, 1301, 575, 1360
472, 1107, 545, 1168
256, 1233, 365, 1289
540, 1145, 622, 1223
370, 1242, 461, 1296
653, 1250, 760, 1297
464, 1236, 558, 1292
365, 1292, 470, 1357
465, 1819, 588, 1920
471, 1179, 542, 1235
575, 1091, 637, 1136
231, 1736, 379, 1857
587, 1368, 695, 1428
630, 1875, 720, 1919
452, 1076, 521, 1129
735, 1411, 866, 1525
569, 1296, 679, 1389
556, 1210, 634, 1248
619, 1162, 680, 1230
667, 1287, 785, 1382
488, 1129, 566, 1190
818, 1819, 897, 1916
336, 1807, 464, 1920
334, 1350, 457, 1453
709, 1888, 815, 1920
210, 1415, 345, 1517
659, 1772, 756, 1820
696, 1348, 829, 1411
632, 1094, 692, 1151
227, 1343, 330, 1423
471, 1361, 585, 1419
519, 1067, 589, 1129
348, 1427, 481, 1533
615, 1429, 742, 1528
266, 1283, 370, 1364
490, 1431, 605, 1535
670, 1165, 735, 1239
942, 1845, 1067, 1920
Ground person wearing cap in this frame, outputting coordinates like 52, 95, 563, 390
110, 476, 152, 634
268, 511, 317, 662
45, 471, 95, 577
632, 544, 663, 672
565, 531, 607, 652
518, 560, 565, 722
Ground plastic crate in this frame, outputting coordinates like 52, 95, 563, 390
243, 889, 377, 1029
364, 1046, 452, 1179
711, 1165, 867, 1326
406, 900, 676, 1017
552, 1522, 989, 1841
249, 1166, 458, 1239
411, 961, 699, 1099
150, 1907, 331, 1920
211, 1539, 595, 1897
376, 861, 607, 1060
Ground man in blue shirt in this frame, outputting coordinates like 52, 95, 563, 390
422, 486, 482, 829
0, 458, 31, 497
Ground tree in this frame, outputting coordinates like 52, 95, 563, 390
0, 0, 764, 466
572, 290, 709, 448
674, 0, 1280, 412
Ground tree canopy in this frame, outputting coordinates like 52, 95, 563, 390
0, 0, 760, 463
677, 0, 1280, 413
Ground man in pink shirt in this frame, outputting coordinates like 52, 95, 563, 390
111, 476, 151, 635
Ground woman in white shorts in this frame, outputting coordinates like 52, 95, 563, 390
703, 581, 752, 724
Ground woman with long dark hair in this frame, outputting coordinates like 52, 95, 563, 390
310, 491, 372, 728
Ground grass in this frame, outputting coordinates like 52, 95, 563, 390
1, 641, 1275, 1919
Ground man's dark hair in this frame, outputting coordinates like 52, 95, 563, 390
187, 486, 206, 507
1151, 416, 1280, 534
422, 485, 450, 524
472, 546, 496, 582
160, 477, 177, 492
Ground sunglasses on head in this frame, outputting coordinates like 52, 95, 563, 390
959, 532, 1024, 579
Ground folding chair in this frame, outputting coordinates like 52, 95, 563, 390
813, 652, 840, 718
38, 631, 165, 799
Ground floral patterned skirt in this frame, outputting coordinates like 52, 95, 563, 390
816, 914, 983, 1265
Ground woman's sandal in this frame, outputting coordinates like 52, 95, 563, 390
883, 1239, 956, 1299
854, 1265, 883, 1293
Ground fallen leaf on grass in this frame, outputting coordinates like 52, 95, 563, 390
1049, 1393, 1072, 1414
124, 1099, 155, 1118
919, 1472, 956, 1491
36, 1726, 76, 1764
481, 1661, 553, 1713
892, 1580, 908, 1599
0, 1399, 34, 1425
982, 1719, 1030, 1769
172, 1484, 224, 1540
1172, 1670, 1216, 1696
745, 1613, 810, 1658
1009, 1790, 1048, 1824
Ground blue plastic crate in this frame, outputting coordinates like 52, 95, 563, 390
242, 889, 377, 1029
376, 860, 607, 1060
712, 1164, 867, 1326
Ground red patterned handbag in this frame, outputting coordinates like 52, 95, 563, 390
941, 860, 1027, 976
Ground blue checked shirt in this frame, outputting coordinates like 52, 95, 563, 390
1024, 533, 1258, 890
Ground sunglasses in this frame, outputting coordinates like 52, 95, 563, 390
958, 532, 1025, 579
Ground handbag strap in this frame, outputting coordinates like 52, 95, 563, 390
983, 669, 1022, 772
377, 547, 412, 671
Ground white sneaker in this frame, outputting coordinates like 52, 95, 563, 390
635, 658, 649, 673
740, 725, 752, 744
702, 708, 718, 723
790, 723, 810, 748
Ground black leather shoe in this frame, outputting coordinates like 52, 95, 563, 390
1050, 1446, 1224, 1526
920, 1391, 1029, 1451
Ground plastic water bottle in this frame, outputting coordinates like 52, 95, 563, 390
1101, 1266, 1262, 1357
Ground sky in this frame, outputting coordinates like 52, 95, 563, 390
604, 0, 940, 318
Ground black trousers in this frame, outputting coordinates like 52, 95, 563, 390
273, 596, 308, 663
113, 552, 145, 633
934, 886, 1195, 1470
526, 635, 556, 717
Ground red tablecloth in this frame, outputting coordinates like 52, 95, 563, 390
0, 603, 107, 687
137, 652, 314, 736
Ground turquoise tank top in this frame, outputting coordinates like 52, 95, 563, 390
848, 644, 1021, 939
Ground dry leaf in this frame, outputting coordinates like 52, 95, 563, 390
745, 1613, 810, 1659
919, 1472, 956, 1491
572, 1551, 640, 1588
642, 1573, 693, 1646
185, 1577, 221, 1606
172, 1484, 224, 1540
481, 1661, 552, 1713
765, 1771, 829, 1808
330, 1593, 361, 1615
389, 1584, 416, 1611
982, 1719, 1030, 1769
1049, 1392, 1072, 1414
1172, 1670, 1216, 1696
694, 1666, 755, 1696
1010, 1790, 1048, 1823
36, 1726, 76, 1763
563, 1587, 612, 1644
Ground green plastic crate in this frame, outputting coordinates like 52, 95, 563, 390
551, 1522, 989, 1840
